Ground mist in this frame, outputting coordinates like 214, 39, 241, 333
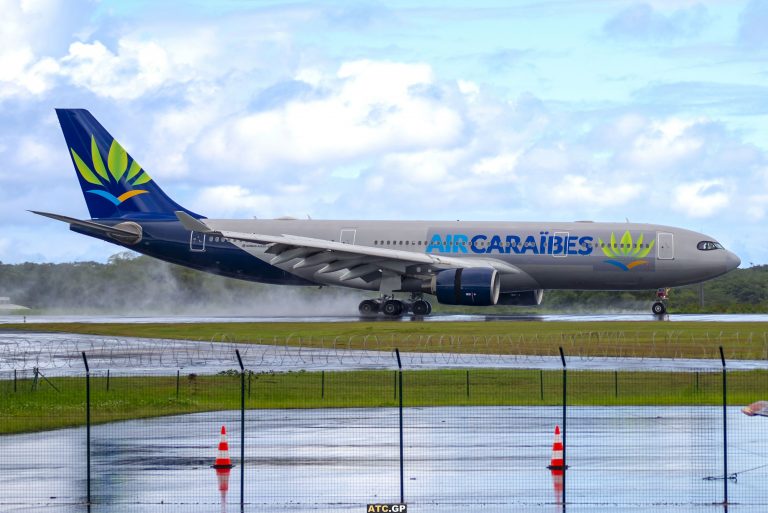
1, 252, 764, 316
0, 252, 363, 316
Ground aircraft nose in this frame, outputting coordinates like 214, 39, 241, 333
725, 250, 741, 271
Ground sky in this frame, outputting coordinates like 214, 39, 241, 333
1, 0, 767, 265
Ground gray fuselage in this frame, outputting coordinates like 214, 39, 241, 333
199, 219, 740, 293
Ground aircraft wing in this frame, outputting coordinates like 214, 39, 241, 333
175, 211, 521, 280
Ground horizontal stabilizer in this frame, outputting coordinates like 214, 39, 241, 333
175, 211, 213, 233
30, 210, 141, 238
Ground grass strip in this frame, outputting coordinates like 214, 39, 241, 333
2, 368, 766, 435
4, 321, 768, 359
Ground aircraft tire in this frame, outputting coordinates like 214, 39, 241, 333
652, 301, 666, 315
382, 299, 404, 317
359, 300, 379, 316
412, 299, 431, 316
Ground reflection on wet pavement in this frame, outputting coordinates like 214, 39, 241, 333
2, 407, 767, 512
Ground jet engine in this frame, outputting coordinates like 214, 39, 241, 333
433, 268, 501, 306
497, 289, 544, 306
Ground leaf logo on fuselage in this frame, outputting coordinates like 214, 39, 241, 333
598, 231, 655, 271
70, 135, 151, 205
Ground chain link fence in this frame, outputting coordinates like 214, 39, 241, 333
1, 338, 768, 511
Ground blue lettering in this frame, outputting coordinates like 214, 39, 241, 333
471, 234, 487, 254
426, 234, 445, 253
520, 235, 539, 254
551, 235, 564, 255
453, 234, 469, 253
487, 235, 504, 254
567, 236, 578, 255
505, 235, 520, 254
578, 236, 594, 255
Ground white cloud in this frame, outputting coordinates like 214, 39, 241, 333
673, 179, 730, 218
200, 60, 464, 175
193, 185, 276, 218
626, 117, 705, 170
457, 79, 480, 99
471, 152, 520, 177
550, 175, 644, 208
61, 40, 174, 100
15, 136, 56, 169
380, 150, 458, 183
0, 0, 93, 100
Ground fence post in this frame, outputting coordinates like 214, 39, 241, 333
81, 352, 91, 505
720, 346, 728, 505
321, 370, 325, 399
540, 370, 544, 401
14, 369, 17, 393
614, 370, 618, 398
559, 347, 567, 505
398, 350, 405, 504
176, 370, 180, 399
106, 369, 110, 392
235, 349, 245, 512
394, 370, 397, 400
466, 370, 470, 398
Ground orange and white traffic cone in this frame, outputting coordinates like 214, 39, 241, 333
213, 425, 234, 469
546, 425, 568, 471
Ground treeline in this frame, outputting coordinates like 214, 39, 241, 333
0, 253, 766, 314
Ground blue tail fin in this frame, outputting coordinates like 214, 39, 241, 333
56, 109, 201, 220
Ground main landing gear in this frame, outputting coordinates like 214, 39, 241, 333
358, 295, 433, 318
652, 288, 670, 316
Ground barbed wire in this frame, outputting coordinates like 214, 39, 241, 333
1, 330, 767, 375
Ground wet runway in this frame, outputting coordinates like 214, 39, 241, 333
2, 331, 767, 376
2, 406, 766, 512
3, 313, 768, 324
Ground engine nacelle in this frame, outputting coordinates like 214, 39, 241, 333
434, 268, 501, 306
496, 289, 544, 306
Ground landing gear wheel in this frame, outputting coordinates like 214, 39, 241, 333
412, 299, 432, 316
652, 301, 666, 315
382, 299, 404, 317
359, 299, 379, 316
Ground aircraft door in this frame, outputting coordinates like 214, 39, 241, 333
657, 232, 674, 260
190, 231, 206, 252
340, 229, 356, 245
553, 231, 568, 257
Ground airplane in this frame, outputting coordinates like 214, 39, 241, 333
33, 109, 741, 317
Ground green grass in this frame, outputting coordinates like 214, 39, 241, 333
5, 321, 768, 359
2, 368, 765, 435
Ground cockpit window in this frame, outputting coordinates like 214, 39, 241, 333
697, 241, 723, 251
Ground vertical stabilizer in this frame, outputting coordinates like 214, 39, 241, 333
56, 109, 200, 219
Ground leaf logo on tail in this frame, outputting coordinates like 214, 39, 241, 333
70, 135, 151, 205
598, 231, 655, 271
